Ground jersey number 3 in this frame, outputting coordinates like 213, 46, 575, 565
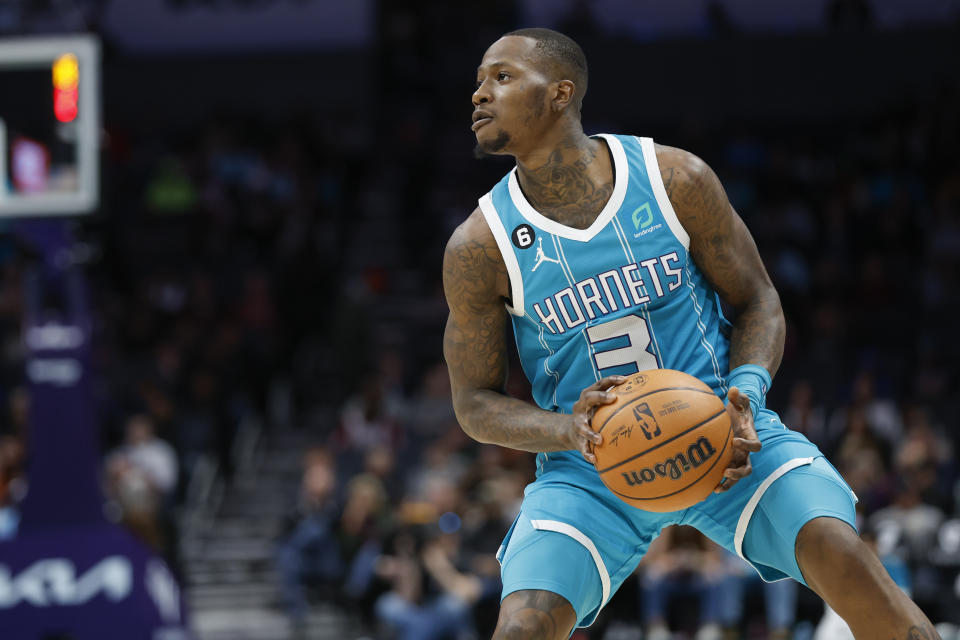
586, 313, 659, 374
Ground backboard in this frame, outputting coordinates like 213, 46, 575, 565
0, 35, 100, 217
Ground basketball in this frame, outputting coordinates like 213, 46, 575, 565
591, 369, 733, 512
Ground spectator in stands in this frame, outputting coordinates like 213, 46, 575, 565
827, 371, 903, 450
105, 452, 164, 549
718, 551, 797, 640
869, 466, 945, 567
639, 526, 725, 640
337, 472, 392, 583
405, 361, 458, 442
104, 414, 180, 556
362, 444, 402, 503
375, 527, 495, 640
897, 405, 955, 511
832, 408, 893, 512
276, 450, 342, 627
118, 414, 179, 499
781, 380, 828, 448
333, 379, 404, 478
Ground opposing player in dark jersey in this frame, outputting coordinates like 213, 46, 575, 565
443, 27, 938, 640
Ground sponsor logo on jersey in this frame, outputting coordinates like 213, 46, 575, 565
531, 237, 561, 272
634, 223, 663, 239
631, 202, 663, 238
620, 436, 717, 486
632, 202, 654, 230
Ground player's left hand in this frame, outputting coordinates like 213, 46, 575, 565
714, 386, 761, 493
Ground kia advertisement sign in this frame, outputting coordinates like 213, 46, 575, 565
0, 526, 190, 640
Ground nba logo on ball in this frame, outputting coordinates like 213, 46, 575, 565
631, 403, 661, 440
591, 369, 733, 512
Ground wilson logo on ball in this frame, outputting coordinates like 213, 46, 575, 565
620, 437, 718, 486
631, 403, 661, 440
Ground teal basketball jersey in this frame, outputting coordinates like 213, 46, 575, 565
479, 134, 734, 470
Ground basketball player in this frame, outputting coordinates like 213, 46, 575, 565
442, 28, 939, 640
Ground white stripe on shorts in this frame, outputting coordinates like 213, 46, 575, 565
529, 519, 611, 609
734, 456, 816, 568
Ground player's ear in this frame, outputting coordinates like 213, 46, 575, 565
552, 80, 576, 112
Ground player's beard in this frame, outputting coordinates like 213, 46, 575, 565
474, 129, 511, 159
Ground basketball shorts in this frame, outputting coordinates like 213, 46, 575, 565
496, 409, 858, 629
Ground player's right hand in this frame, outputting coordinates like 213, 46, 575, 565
570, 375, 626, 464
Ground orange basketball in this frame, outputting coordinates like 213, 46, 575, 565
591, 369, 733, 512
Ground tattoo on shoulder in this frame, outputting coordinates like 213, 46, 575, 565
443, 228, 507, 306
661, 166, 676, 195
657, 150, 716, 232
442, 221, 509, 392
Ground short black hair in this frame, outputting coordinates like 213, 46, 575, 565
504, 27, 588, 110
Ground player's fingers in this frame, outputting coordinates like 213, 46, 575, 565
732, 436, 761, 452
595, 375, 627, 390
724, 461, 753, 480
723, 458, 753, 480
575, 413, 595, 434
726, 386, 750, 412
714, 475, 737, 492
580, 439, 597, 464
579, 422, 602, 446
580, 390, 617, 408
715, 478, 740, 492
714, 461, 753, 492
724, 399, 749, 423
714, 477, 733, 492
575, 390, 613, 414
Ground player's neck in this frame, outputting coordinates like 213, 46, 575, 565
513, 127, 614, 227
513, 122, 592, 172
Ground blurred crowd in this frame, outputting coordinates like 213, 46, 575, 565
274, 368, 524, 638
0, 7, 958, 640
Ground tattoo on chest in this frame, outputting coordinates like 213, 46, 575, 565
521, 149, 613, 230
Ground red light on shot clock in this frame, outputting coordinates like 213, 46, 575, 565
52, 53, 79, 123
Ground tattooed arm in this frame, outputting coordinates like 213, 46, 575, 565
657, 145, 785, 376
442, 209, 620, 461
656, 145, 775, 491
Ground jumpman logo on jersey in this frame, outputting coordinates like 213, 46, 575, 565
531, 237, 561, 272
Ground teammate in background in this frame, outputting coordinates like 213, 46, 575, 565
442, 28, 939, 639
